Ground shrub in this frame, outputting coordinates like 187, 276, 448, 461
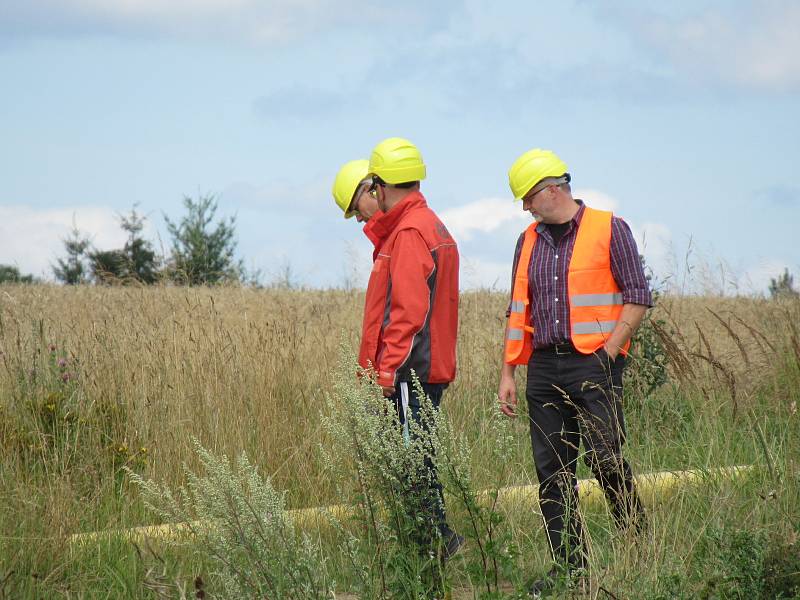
694, 525, 800, 599
0, 264, 36, 284
769, 268, 799, 300
625, 260, 670, 401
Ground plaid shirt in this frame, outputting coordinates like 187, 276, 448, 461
508, 201, 652, 349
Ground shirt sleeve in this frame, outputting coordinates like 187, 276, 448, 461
610, 216, 653, 307
506, 232, 525, 318
376, 229, 435, 388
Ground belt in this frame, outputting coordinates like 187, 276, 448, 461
539, 342, 575, 355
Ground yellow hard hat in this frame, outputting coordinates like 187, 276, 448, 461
508, 149, 569, 200
368, 137, 426, 184
332, 159, 370, 219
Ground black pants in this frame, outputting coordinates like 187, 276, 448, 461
388, 381, 450, 535
526, 347, 645, 567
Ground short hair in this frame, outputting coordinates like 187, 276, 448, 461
393, 181, 418, 189
526, 174, 570, 199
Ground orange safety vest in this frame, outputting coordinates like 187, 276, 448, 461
504, 206, 630, 365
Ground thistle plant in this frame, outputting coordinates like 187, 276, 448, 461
128, 438, 333, 600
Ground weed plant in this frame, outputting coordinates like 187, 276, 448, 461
321, 357, 448, 599
321, 352, 524, 599
127, 438, 333, 599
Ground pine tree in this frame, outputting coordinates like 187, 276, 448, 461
120, 206, 159, 283
87, 206, 159, 284
164, 194, 243, 285
53, 225, 90, 285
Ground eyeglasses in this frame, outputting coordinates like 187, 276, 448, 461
348, 180, 373, 216
522, 174, 571, 202
522, 185, 549, 203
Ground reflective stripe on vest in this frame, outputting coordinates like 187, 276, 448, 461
503, 206, 631, 364
572, 320, 617, 335
509, 300, 526, 313
506, 328, 525, 341
570, 293, 623, 307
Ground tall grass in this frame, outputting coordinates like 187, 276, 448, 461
0, 284, 798, 597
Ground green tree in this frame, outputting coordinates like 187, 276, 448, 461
52, 224, 90, 285
88, 249, 127, 283
0, 264, 36, 284
120, 207, 159, 284
768, 268, 799, 299
88, 206, 160, 285
164, 194, 243, 285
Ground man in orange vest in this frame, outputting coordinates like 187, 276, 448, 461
359, 137, 464, 559
497, 149, 652, 596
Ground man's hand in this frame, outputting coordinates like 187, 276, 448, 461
602, 305, 648, 363
382, 385, 396, 398
498, 373, 518, 418
603, 343, 619, 362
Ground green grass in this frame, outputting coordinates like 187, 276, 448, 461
1, 286, 798, 598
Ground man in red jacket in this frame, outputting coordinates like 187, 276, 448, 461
360, 137, 463, 558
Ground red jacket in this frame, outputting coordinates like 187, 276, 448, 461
362, 210, 387, 261
358, 191, 459, 388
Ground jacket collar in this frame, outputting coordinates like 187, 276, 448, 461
379, 190, 427, 234
362, 210, 389, 258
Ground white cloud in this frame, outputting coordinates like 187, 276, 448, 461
634, 1, 800, 91
438, 190, 621, 244
0, 205, 129, 279
573, 188, 619, 212
439, 198, 526, 242
442, 189, 650, 289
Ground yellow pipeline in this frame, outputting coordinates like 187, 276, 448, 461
484, 464, 752, 511
70, 465, 751, 547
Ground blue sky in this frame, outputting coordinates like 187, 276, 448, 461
1, 0, 798, 292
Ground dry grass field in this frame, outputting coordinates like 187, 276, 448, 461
1, 284, 798, 598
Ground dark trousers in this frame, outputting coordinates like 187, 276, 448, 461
388, 381, 450, 534
526, 347, 645, 567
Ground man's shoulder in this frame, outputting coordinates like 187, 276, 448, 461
397, 207, 456, 246
515, 222, 540, 244
609, 213, 634, 234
